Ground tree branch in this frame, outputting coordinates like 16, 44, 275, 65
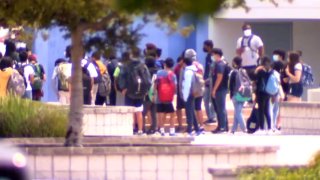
82, 12, 116, 31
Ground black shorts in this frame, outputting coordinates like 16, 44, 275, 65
176, 94, 185, 110
157, 103, 175, 113
125, 96, 143, 108
290, 83, 303, 97
195, 97, 202, 111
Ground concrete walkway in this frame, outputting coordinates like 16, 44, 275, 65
193, 134, 320, 165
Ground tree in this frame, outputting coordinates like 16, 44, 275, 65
0, 0, 285, 146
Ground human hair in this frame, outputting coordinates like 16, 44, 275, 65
91, 51, 101, 60
164, 57, 174, 68
0, 56, 13, 70
204, 40, 214, 48
19, 51, 28, 62
296, 50, 303, 57
156, 48, 162, 58
183, 57, 193, 66
288, 52, 300, 74
54, 58, 66, 67
131, 47, 141, 58
211, 48, 223, 57
273, 49, 286, 60
232, 56, 242, 68
261, 56, 272, 70
177, 56, 183, 63
65, 45, 71, 58
242, 23, 251, 31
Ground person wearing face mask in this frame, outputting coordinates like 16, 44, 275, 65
236, 24, 264, 81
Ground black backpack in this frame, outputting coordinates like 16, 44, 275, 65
247, 106, 259, 134
126, 62, 151, 99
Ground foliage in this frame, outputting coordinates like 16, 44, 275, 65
0, 96, 67, 137
239, 151, 320, 180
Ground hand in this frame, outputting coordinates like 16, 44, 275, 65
211, 90, 216, 98
122, 89, 127, 96
285, 67, 290, 75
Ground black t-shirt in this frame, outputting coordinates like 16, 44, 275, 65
212, 60, 228, 91
273, 60, 284, 73
255, 69, 270, 95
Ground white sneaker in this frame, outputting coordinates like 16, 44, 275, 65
253, 130, 266, 135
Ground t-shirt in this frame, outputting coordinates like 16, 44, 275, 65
291, 63, 303, 84
23, 64, 35, 91
211, 60, 228, 91
81, 59, 98, 78
0, 68, 13, 97
113, 67, 120, 78
95, 60, 107, 75
236, 35, 264, 67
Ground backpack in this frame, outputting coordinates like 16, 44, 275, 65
223, 61, 232, 87
98, 72, 112, 97
264, 70, 280, 96
57, 63, 70, 91
15, 64, 28, 87
126, 62, 151, 99
157, 71, 175, 102
246, 105, 259, 134
301, 63, 314, 86
241, 35, 254, 50
190, 69, 205, 98
234, 68, 252, 102
31, 64, 43, 90
7, 69, 26, 97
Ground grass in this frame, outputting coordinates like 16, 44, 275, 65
0, 96, 68, 137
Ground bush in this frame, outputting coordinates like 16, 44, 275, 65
239, 151, 320, 179
0, 96, 68, 137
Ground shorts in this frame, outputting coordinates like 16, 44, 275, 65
195, 97, 202, 111
290, 83, 303, 97
157, 103, 175, 113
125, 96, 144, 112
176, 95, 185, 110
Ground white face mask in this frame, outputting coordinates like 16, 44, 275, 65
273, 54, 279, 61
243, 29, 252, 37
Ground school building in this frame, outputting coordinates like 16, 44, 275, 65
34, 0, 319, 101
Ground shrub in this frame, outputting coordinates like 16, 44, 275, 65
0, 96, 68, 137
239, 151, 320, 179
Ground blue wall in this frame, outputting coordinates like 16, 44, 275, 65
34, 16, 209, 102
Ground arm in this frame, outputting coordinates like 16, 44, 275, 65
182, 70, 193, 102
258, 46, 264, 57
212, 73, 223, 98
285, 67, 302, 83
229, 71, 236, 99
236, 38, 243, 56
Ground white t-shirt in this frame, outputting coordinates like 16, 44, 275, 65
294, 63, 303, 72
81, 59, 98, 78
237, 35, 264, 67
23, 64, 35, 91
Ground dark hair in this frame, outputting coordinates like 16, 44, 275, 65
19, 51, 28, 62
212, 48, 223, 57
232, 56, 242, 68
242, 23, 251, 31
156, 48, 162, 57
131, 47, 141, 58
0, 56, 13, 70
273, 49, 286, 60
183, 57, 193, 66
204, 40, 214, 48
91, 51, 101, 60
164, 57, 174, 68
288, 52, 300, 74
54, 58, 66, 67
0, 52, 2, 59
261, 56, 272, 70
145, 57, 155, 68
177, 56, 183, 63
296, 50, 302, 57
65, 45, 71, 58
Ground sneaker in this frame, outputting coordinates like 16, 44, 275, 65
169, 133, 176, 136
204, 119, 216, 125
146, 129, 156, 135
161, 132, 166, 136
253, 130, 266, 135
137, 130, 144, 136
176, 126, 184, 133
212, 128, 227, 134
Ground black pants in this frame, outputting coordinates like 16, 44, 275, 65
109, 89, 116, 106
95, 94, 107, 106
257, 93, 271, 130
143, 97, 157, 131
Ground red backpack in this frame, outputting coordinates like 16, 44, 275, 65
157, 71, 175, 102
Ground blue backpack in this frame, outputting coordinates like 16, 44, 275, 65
264, 70, 280, 96
301, 63, 314, 87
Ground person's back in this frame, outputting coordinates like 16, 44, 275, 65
0, 58, 14, 97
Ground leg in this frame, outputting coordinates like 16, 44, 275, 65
150, 102, 158, 131
257, 95, 265, 130
91, 84, 99, 105
109, 89, 117, 106
195, 97, 204, 127
231, 98, 239, 133
185, 96, 195, 133
204, 86, 215, 121
264, 96, 272, 130
215, 90, 228, 130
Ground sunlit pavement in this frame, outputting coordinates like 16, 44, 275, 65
192, 133, 320, 165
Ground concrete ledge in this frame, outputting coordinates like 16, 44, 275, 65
281, 102, 320, 135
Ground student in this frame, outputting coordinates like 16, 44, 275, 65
203, 40, 217, 125
155, 58, 177, 136
236, 23, 264, 81
174, 56, 185, 133
121, 48, 151, 135
52, 58, 71, 105
29, 54, 46, 101
181, 53, 200, 136
18, 51, 34, 99
0, 57, 14, 97
229, 57, 249, 134
254, 56, 273, 134
211, 48, 229, 133
285, 52, 303, 102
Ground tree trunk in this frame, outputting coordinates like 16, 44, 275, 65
64, 27, 84, 147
